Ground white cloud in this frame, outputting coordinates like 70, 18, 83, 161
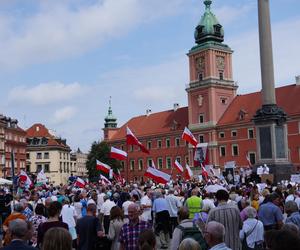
215, 2, 255, 26
229, 17, 300, 94
0, 0, 185, 70
52, 106, 77, 124
8, 82, 84, 105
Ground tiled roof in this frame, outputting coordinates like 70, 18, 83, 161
26, 123, 70, 149
110, 107, 188, 141
218, 84, 300, 126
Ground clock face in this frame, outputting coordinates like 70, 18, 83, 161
216, 56, 225, 70
196, 57, 205, 71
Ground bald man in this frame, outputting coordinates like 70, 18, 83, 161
204, 221, 232, 250
119, 204, 152, 250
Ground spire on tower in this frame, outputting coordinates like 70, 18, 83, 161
104, 96, 117, 128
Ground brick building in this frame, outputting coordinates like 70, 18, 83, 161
104, 1, 300, 181
0, 115, 27, 178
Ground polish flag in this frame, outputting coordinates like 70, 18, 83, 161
246, 154, 252, 166
96, 160, 111, 174
100, 174, 112, 186
110, 147, 127, 161
201, 164, 209, 180
144, 167, 171, 184
75, 177, 86, 188
174, 160, 184, 173
113, 169, 123, 183
185, 164, 193, 180
126, 127, 149, 154
182, 127, 198, 147
19, 170, 32, 187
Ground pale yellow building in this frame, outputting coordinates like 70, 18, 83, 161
70, 148, 88, 178
26, 123, 71, 185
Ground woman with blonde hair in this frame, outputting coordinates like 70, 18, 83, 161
42, 227, 72, 250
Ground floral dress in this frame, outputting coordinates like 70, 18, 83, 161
29, 214, 47, 247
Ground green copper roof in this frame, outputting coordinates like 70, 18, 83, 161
104, 97, 117, 128
194, 0, 224, 44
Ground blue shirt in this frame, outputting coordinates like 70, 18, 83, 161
152, 197, 169, 213
286, 212, 300, 230
258, 202, 283, 226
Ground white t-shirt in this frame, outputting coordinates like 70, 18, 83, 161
122, 200, 134, 216
97, 193, 105, 210
100, 200, 116, 216
141, 195, 152, 221
61, 204, 76, 228
73, 202, 83, 219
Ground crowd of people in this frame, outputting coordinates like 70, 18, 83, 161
1, 177, 300, 250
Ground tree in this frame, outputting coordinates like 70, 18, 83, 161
86, 140, 121, 181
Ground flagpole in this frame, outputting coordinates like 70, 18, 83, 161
11, 151, 16, 211
126, 143, 129, 184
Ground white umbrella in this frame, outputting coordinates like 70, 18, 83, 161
0, 178, 13, 185
204, 184, 227, 193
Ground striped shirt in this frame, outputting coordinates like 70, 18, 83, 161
207, 202, 243, 250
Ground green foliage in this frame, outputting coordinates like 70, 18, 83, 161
86, 140, 121, 181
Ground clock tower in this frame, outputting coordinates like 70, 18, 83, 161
186, 0, 238, 165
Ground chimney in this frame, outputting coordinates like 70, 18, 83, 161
173, 103, 180, 111
296, 75, 300, 85
146, 109, 152, 116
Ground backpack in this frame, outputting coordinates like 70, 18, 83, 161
177, 223, 208, 250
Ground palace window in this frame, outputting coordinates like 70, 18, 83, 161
219, 146, 226, 157
248, 129, 254, 139
147, 141, 152, 150
219, 132, 225, 138
130, 160, 135, 171
166, 138, 171, 148
199, 114, 205, 124
44, 152, 49, 159
157, 158, 163, 169
138, 159, 143, 171
232, 144, 239, 156
249, 152, 256, 165
199, 135, 204, 143
231, 130, 237, 137
44, 164, 49, 173
219, 71, 224, 80
157, 140, 162, 148
147, 158, 153, 167
166, 157, 172, 169
175, 138, 180, 147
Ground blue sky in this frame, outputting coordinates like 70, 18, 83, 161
0, 0, 299, 152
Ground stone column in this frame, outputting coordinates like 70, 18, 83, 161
258, 0, 276, 105
253, 0, 291, 183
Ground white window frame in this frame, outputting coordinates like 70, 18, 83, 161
157, 157, 163, 169
157, 140, 162, 149
248, 128, 254, 139
231, 130, 237, 137
219, 132, 225, 138
175, 137, 180, 147
166, 138, 171, 148
232, 144, 239, 156
199, 114, 205, 124
166, 157, 172, 169
199, 134, 204, 143
138, 159, 143, 171
219, 146, 226, 157
248, 152, 256, 165
130, 160, 135, 171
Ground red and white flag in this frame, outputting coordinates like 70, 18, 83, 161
182, 127, 198, 147
174, 160, 184, 173
100, 174, 112, 186
74, 177, 86, 188
185, 164, 193, 180
144, 167, 171, 184
201, 164, 209, 180
246, 154, 252, 166
96, 160, 111, 174
19, 170, 32, 186
126, 127, 150, 154
110, 147, 127, 161
113, 169, 124, 184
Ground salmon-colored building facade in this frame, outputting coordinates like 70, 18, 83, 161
104, 1, 300, 181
